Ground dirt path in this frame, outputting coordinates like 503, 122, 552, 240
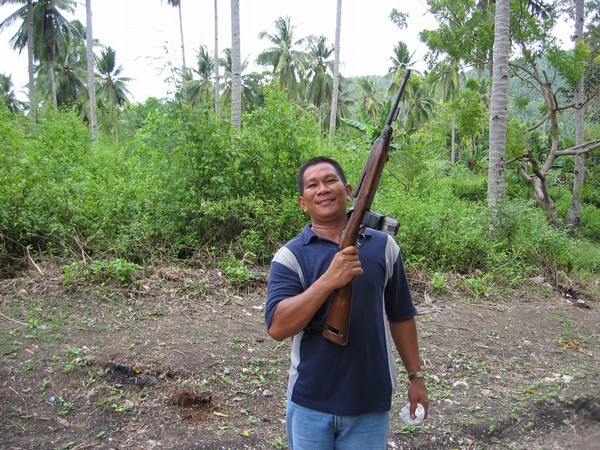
1, 265, 598, 449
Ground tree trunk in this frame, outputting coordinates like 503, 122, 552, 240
487, 0, 509, 231
214, 0, 221, 114
450, 107, 456, 163
86, 0, 98, 141
27, 0, 36, 123
565, 0, 585, 227
230, 0, 241, 128
49, 57, 58, 108
178, 2, 186, 68
329, 0, 342, 136
519, 157, 559, 227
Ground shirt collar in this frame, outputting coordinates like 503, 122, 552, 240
300, 223, 374, 245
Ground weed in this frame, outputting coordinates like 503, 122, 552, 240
430, 271, 447, 293
228, 337, 246, 350
12, 407, 33, 419
58, 399, 74, 416
61, 259, 141, 288
272, 436, 287, 449
65, 346, 83, 360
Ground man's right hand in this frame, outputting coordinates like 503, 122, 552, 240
324, 246, 363, 289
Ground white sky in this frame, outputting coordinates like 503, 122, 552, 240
0, 0, 437, 103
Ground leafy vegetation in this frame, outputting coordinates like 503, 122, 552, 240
1, 85, 598, 287
1, 1, 599, 290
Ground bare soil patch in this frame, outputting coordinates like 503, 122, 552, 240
1, 262, 599, 449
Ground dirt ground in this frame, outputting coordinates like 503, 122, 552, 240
1, 262, 599, 450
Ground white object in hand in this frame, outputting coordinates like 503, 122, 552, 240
399, 403, 425, 425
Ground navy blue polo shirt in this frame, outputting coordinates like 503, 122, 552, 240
265, 224, 416, 416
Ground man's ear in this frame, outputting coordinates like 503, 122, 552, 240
298, 196, 307, 213
345, 184, 352, 201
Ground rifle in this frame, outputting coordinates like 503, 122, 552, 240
322, 69, 411, 346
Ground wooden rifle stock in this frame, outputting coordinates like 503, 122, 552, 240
322, 70, 411, 345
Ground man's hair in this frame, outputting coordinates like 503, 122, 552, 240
297, 156, 347, 195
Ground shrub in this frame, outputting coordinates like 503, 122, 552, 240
580, 205, 600, 241
447, 166, 487, 201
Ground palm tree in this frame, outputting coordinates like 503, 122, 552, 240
565, 0, 586, 227
256, 16, 306, 100
95, 46, 130, 109
1, 0, 35, 119
0, 73, 24, 113
184, 45, 214, 108
230, 0, 241, 128
487, 0, 510, 229
432, 57, 463, 162
329, 0, 342, 135
85, 0, 97, 140
389, 41, 417, 74
387, 40, 421, 101
1, 0, 79, 107
219, 47, 261, 110
34, 20, 88, 112
213, 0, 220, 113
163, 0, 186, 68
355, 76, 382, 120
305, 35, 333, 129
95, 46, 130, 141
404, 76, 435, 131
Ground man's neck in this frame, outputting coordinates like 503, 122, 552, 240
311, 219, 347, 245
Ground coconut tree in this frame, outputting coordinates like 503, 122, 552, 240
487, 0, 510, 229
0, 0, 36, 119
85, 0, 97, 140
230, 0, 241, 128
1, 0, 79, 107
355, 76, 383, 120
565, 0, 586, 227
329, 0, 342, 135
304, 34, 333, 129
432, 56, 464, 163
95, 46, 130, 109
257, 16, 306, 100
213, 0, 220, 113
403, 75, 436, 132
387, 40, 422, 102
219, 47, 262, 110
0, 73, 25, 113
162, 0, 186, 68
94, 46, 130, 140
184, 44, 214, 108
33, 19, 88, 111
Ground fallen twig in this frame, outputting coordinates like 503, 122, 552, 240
0, 312, 28, 327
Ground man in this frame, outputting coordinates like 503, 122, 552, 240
265, 156, 428, 449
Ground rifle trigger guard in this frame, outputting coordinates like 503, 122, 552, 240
356, 227, 366, 248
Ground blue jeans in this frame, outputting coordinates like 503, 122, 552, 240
286, 400, 390, 450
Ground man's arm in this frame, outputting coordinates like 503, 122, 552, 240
389, 317, 429, 419
268, 246, 363, 341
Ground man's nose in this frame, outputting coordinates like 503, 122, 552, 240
316, 182, 331, 193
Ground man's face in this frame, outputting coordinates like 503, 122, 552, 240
298, 162, 351, 223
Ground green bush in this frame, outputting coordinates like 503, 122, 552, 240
580, 205, 600, 241
494, 202, 575, 275
448, 167, 487, 201
0, 106, 91, 253
571, 240, 600, 274
387, 191, 490, 273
